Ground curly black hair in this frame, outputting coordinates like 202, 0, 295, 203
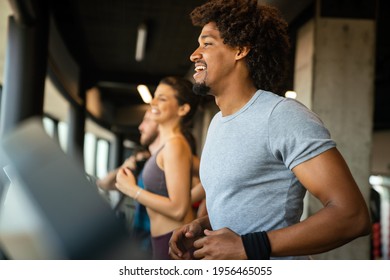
190, 0, 290, 94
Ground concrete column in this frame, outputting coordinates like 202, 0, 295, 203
294, 16, 375, 259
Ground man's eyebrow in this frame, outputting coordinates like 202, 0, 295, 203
199, 34, 217, 40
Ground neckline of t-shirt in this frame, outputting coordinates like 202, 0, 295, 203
219, 89, 263, 123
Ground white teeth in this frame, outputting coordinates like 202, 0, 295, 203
151, 108, 158, 114
195, 65, 206, 71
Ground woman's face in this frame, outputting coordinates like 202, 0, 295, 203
150, 83, 182, 125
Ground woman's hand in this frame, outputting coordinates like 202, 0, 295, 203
115, 167, 139, 198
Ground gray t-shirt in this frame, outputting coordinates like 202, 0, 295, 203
200, 90, 335, 256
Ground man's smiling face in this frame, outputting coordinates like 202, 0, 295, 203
190, 22, 239, 96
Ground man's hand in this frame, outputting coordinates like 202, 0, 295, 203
169, 220, 205, 260
121, 156, 137, 171
192, 228, 247, 260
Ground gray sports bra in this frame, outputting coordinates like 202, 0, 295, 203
142, 146, 168, 197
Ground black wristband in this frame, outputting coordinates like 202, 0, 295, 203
241, 231, 271, 260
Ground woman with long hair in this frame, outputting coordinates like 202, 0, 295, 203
115, 76, 200, 259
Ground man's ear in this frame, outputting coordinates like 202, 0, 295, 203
235, 46, 251, 60
178, 103, 191, 117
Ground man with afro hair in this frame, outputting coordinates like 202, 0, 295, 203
169, 0, 370, 260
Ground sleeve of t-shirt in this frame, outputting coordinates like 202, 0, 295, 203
268, 98, 336, 170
